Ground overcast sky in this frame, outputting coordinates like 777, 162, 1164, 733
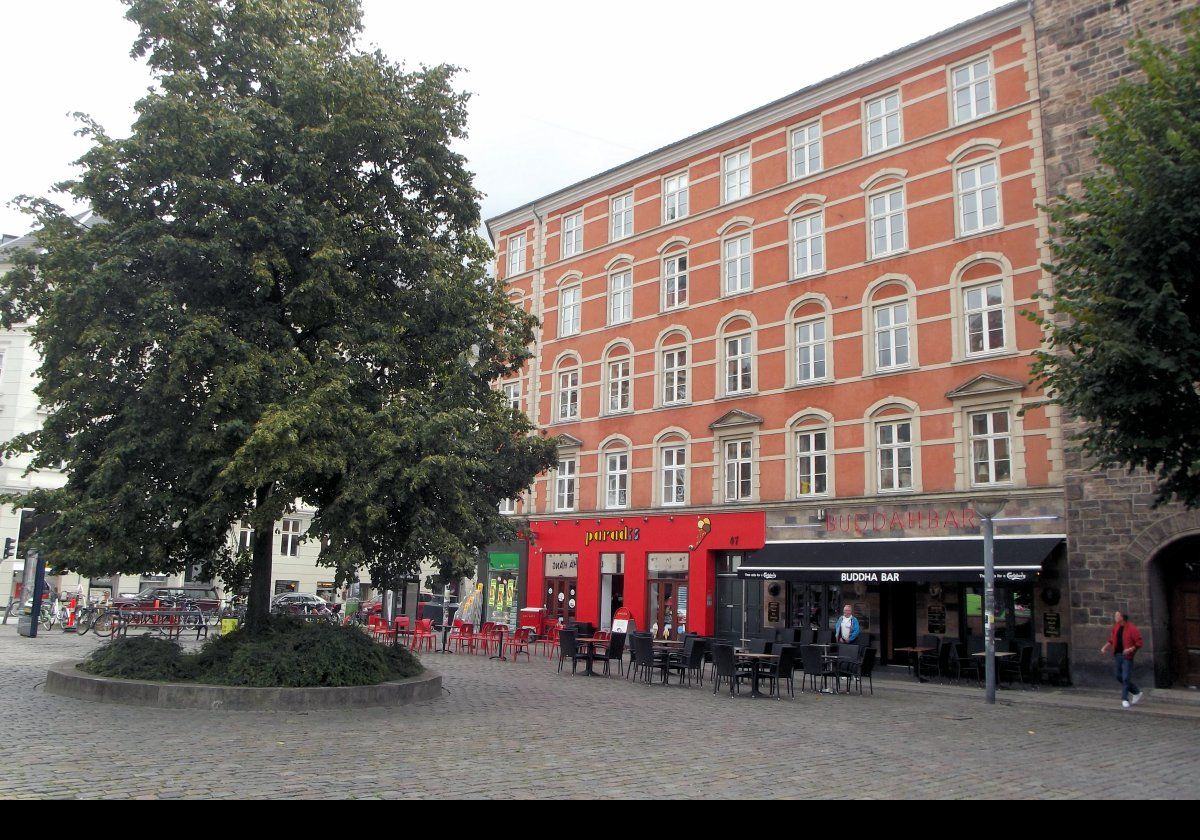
0, 0, 1010, 238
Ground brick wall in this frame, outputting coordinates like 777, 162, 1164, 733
1032, 0, 1190, 687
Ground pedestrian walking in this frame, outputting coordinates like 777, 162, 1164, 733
1100, 609, 1144, 709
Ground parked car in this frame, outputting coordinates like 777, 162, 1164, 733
113, 586, 220, 612
360, 592, 459, 626
271, 592, 336, 619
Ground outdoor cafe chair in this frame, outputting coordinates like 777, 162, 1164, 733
503, 627, 534, 662
449, 620, 474, 654
761, 644, 796, 698
533, 623, 560, 659
800, 645, 837, 693
666, 638, 707, 687
474, 621, 495, 655
711, 644, 749, 696
947, 643, 980, 684
838, 647, 876, 695
593, 631, 626, 676
557, 629, 585, 674
630, 633, 667, 684
1036, 642, 1071, 686
1000, 642, 1035, 687
411, 618, 436, 652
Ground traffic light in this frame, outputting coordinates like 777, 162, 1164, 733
2, 538, 14, 560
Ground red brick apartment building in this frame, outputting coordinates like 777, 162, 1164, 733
485, 1, 1070, 666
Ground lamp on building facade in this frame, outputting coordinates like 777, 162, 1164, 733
971, 497, 1008, 705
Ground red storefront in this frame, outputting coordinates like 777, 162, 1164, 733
523, 512, 764, 637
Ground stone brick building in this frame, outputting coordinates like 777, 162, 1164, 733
1030, 0, 1198, 688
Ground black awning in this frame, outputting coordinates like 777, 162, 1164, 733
738, 536, 1063, 583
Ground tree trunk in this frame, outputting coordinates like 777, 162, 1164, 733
244, 484, 275, 633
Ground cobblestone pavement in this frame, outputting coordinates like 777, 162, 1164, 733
1, 624, 1197, 799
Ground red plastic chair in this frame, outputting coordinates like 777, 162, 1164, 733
411, 618, 435, 652
474, 621, 495, 655
450, 621, 475, 653
393, 616, 412, 647
503, 627, 534, 662
533, 623, 559, 659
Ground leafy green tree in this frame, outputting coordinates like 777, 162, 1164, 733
0, 0, 556, 629
1034, 14, 1200, 507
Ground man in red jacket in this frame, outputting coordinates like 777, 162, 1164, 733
1100, 610, 1144, 708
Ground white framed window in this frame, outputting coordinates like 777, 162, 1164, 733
663, 252, 688, 310
280, 518, 301, 557
557, 369, 580, 422
723, 149, 751, 203
661, 445, 687, 506
238, 520, 254, 552
663, 172, 689, 222
795, 429, 829, 496
561, 212, 583, 258
970, 410, 1012, 485
792, 212, 825, 277
611, 192, 634, 241
507, 233, 526, 277
952, 57, 993, 124
723, 438, 753, 502
876, 420, 913, 492
791, 122, 822, 180
869, 188, 906, 258
499, 497, 517, 515
866, 92, 902, 153
725, 334, 753, 395
724, 234, 752, 295
795, 318, 827, 383
965, 282, 1006, 355
874, 301, 910, 371
605, 450, 630, 509
662, 348, 688, 405
606, 358, 631, 414
502, 382, 521, 413
608, 270, 632, 325
555, 458, 578, 511
559, 286, 581, 337
958, 160, 1000, 235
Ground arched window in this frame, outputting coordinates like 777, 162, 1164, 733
655, 430, 690, 508
718, 314, 756, 397
599, 438, 632, 510
789, 296, 833, 386
661, 246, 689, 311
862, 171, 908, 260
554, 355, 582, 423
656, 330, 690, 407
866, 399, 920, 494
863, 277, 917, 376
951, 256, 1013, 360
607, 260, 633, 326
602, 342, 634, 415
787, 196, 827, 279
788, 410, 834, 498
719, 219, 754, 296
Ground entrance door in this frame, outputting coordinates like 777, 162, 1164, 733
1171, 581, 1200, 688
647, 578, 687, 639
716, 576, 742, 644
886, 583, 917, 659
544, 577, 576, 626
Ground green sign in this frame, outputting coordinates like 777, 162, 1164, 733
489, 552, 519, 572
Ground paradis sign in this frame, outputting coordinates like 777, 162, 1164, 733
826, 508, 979, 536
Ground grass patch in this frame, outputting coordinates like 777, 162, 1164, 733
79, 617, 423, 687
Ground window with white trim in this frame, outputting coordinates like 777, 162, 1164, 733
502, 382, 521, 413
499, 497, 517, 515
605, 450, 629, 509
795, 429, 829, 496
970, 410, 1012, 485
280, 518, 301, 557
866, 92, 902, 153
792, 212, 824, 277
724, 438, 753, 502
663, 172, 689, 222
611, 193, 633, 241
661, 445, 687, 506
965, 282, 1006, 355
876, 420, 913, 492
874, 301, 910, 370
795, 317, 827, 383
723, 150, 751, 203
559, 286, 581, 337
607, 358, 631, 414
507, 233, 526, 277
608, 270, 633, 325
561, 212, 583, 258
555, 458, 577, 511
952, 58, 993, 124
869, 188, 906, 258
958, 160, 1000, 234
662, 348, 688, 405
663, 252, 688, 310
724, 234, 752, 295
238, 519, 254, 552
557, 369, 580, 421
791, 122, 822, 180
725, 334, 752, 395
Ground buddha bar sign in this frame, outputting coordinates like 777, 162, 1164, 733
825, 508, 979, 535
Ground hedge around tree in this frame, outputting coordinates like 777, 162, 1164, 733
80, 618, 422, 688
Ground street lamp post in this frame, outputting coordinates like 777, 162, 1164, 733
971, 497, 1007, 705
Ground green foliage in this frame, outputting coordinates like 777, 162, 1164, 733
80, 617, 423, 687
0, 0, 558, 616
1033, 12, 1200, 507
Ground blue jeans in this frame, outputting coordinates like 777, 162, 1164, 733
1114, 655, 1140, 701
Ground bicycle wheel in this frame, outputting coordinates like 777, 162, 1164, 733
76, 610, 96, 635
92, 611, 118, 638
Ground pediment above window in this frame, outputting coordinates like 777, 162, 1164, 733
554, 433, 584, 449
709, 409, 765, 430
945, 373, 1024, 400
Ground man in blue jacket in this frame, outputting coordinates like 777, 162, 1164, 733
835, 604, 860, 644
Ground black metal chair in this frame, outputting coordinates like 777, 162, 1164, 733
947, 642, 981, 684
839, 647, 876, 695
667, 638, 707, 686
557, 629, 586, 674
1037, 642, 1072, 686
748, 637, 772, 655
815, 629, 833, 645
761, 644, 797, 698
799, 645, 836, 693
631, 633, 666, 684
593, 631, 626, 676
711, 643, 748, 696
917, 635, 943, 679
1001, 643, 1035, 688
571, 621, 595, 639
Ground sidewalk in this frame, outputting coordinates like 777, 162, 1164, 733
872, 665, 1200, 720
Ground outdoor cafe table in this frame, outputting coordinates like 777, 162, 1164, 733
973, 650, 1018, 685
893, 646, 935, 683
575, 637, 609, 677
735, 652, 779, 698
488, 625, 509, 661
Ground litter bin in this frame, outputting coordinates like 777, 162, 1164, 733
220, 617, 239, 636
